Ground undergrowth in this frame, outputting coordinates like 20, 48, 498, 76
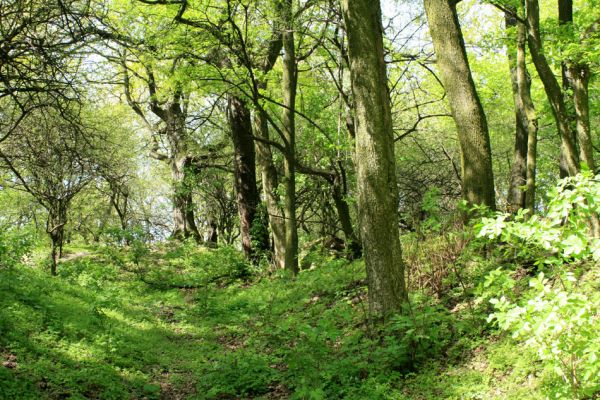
1, 174, 598, 399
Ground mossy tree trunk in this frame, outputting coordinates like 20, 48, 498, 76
506, 6, 538, 214
424, 0, 496, 211
280, 0, 299, 275
341, 0, 408, 316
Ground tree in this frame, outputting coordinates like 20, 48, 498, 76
423, 0, 496, 211
0, 108, 99, 274
505, 4, 538, 214
0, 0, 87, 142
341, 0, 408, 315
525, 0, 579, 177
558, 0, 596, 174
121, 54, 203, 242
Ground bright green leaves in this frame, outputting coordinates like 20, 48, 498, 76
488, 271, 599, 399
477, 172, 600, 265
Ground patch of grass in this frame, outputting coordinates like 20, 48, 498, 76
1, 243, 552, 399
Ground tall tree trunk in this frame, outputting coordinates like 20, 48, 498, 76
558, 0, 578, 178
254, 109, 287, 269
526, 0, 579, 176
571, 64, 595, 172
506, 7, 538, 214
281, 0, 299, 275
424, 0, 496, 210
341, 0, 408, 316
227, 95, 269, 259
559, 0, 595, 173
506, 11, 528, 213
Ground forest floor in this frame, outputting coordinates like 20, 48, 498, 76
1, 244, 549, 399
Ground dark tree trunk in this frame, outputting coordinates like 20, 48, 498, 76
227, 95, 269, 259
281, 0, 299, 275
331, 170, 361, 260
47, 204, 67, 276
424, 0, 496, 210
342, 0, 408, 316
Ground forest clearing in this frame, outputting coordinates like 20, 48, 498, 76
1, 0, 599, 398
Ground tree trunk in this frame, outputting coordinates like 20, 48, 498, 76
506, 7, 538, 214
171, 156, 201, 242
424, 0, 496, 210
526, 0, 579, 176
331, 171, 361, 259
227, 95, 269, 259
341, 0, 408, 316
506, 12, 528, 213
571, 64, 595, 172
254, 109, 287, 269
47, 204, 66, 276
558, 0, 595, 173
281, 0, 299, 275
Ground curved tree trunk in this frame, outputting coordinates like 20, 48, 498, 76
424, 0, 496, 210
342, 0, 408, 316
526, 0, 579, 177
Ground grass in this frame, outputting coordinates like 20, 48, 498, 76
0, 243, 552, 399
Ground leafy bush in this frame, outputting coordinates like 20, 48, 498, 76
489, 273, 599, 399
0, 225, 34, 268
477, 172, 600, 266
478, 173, 600, 399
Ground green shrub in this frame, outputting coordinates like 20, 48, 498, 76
0, 225, 34, 268
478, 173, 600, 399
477, 171, 600, 266
489, 272, 599, 399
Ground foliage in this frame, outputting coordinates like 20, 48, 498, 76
477, 172, 600, 266
478, 174, 600, 399
489, 272, 599, 399
0, 241, 551, 399
0, 225, 35, 269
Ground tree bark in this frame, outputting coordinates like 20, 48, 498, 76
341, 0, 408, 316
506, 12, 528, 213
424, 0, 496, 210
331, 170, 361, 259
227, 95, 269, 259
559, 0, 595, 173
171, 155, 201, 242
281, 0, 299, 275
47, 203, 67, 276
506, 7, 538, 214
526, 0, 579, 176
253, 109, 287, 269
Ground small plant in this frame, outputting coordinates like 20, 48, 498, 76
488, 272, 599, 399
